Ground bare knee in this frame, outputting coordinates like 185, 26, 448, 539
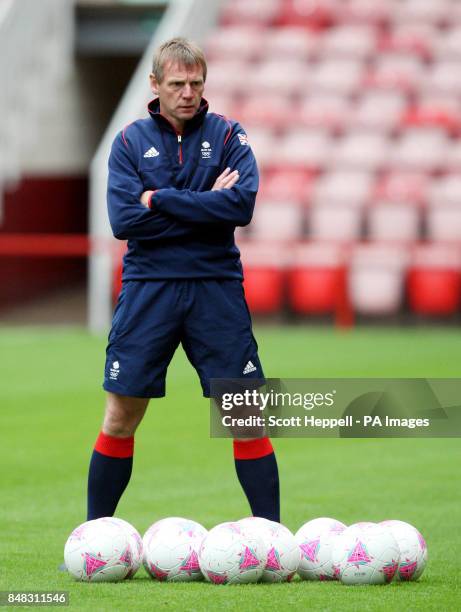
103, 393, 149, 437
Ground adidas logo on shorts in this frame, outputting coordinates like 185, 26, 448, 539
243, 360, 257, 375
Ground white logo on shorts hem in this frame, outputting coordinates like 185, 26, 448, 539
144, 146, 159, 158
243, 360, 257, 375
109, 361, 120, 380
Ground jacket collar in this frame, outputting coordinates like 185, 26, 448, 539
148, 97, 209, 135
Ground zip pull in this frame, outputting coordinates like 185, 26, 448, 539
177, 134, 183, 164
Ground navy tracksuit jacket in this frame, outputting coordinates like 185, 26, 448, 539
107, 98, 259, 280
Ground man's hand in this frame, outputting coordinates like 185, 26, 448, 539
141, 190, 154, 208
212, 167, 239, 191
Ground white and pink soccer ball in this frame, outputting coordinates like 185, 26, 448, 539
380, 520, 428, 581
103, 517, 143, 578
239, 517, 301, 582
295, 517, 347, 581
64, 518, 132, 582
332, 522, 400, 585
199, 521, 267, 584
143, 517, 207, 582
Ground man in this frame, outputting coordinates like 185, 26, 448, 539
87, 38, 279, 524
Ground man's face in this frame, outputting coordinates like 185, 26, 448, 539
150, 61, 205, 131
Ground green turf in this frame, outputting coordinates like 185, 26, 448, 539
1, 326, 460, 611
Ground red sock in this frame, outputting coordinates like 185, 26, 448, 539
233, 437, 273, 460
94, 431, 134, 458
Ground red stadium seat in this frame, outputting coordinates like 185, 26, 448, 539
423, 61, 461, 95
407, 244, 461, 314
205, 26, 265, 62
378, 23, 437, 59
339, 0, 398, 26
205, 60, 250, 97
287, 242, 347, 315
349, 243, 409, 315
247, 59, 308, 97
277, 0, 340, 28
307, 58, 364, 95
374, 171, 429, 206
239, 242, 288, 314
434, 25, 461, 59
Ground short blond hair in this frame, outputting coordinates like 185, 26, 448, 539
152, 37, 207, 83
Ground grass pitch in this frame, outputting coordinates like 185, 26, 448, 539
1, 325, 460, 611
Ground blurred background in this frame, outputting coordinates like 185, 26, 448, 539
1, 0, 461, 329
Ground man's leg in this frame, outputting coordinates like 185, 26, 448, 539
233, 437, 280, 523
87, 393, 148, 520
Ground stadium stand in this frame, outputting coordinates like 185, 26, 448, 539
203, 0, 461, 321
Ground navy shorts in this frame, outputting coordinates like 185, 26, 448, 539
103, 279, 264, 398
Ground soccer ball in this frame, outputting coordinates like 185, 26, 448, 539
332, 522, 400, 585
199, 521, 267, 584
239, 517, 301, 582
64, 518, 131, 582
143, 517, 207, 582
295, 517, 347, 581
103, 517, 143, 578
380, 520, 428, 581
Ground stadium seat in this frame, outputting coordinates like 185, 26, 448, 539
287, 242, 347, 314
205, 26, 265, 62
434, 25, 461, 59
263, 26, 318, 61
407, 243, 461, 314
277, 129, 332, 170
206, 94, 235, 119
308, 205, 363, 241
313, 170, 373, 207
379, 23, 438, 59
277, 0, 341, 28
365, 53, 425, 92
248, 59, 308, 97
427, 207, 461, 242
205, 60, 250, 97
251, 202, 304, 241
243, 127, 278, 170
307, 59, 364, 95
329, 132, 390, 171
297, 94, 352, 132
352, 91, 406, 133
447, 142, 461, 171
423, 61, 461, 95
402, 98, 461, 135
349, 243, 409, 315
320, 25, 376, 58
339, 0, 398, 25
374, 171, 430, 206
239, 242, 288, 314
367, 203, 421, 242
428, 174, 461, 206
393, 0, 452, 26
236, 94, 295, 130
220, 0, 281, 26
390, 129, 449, 171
